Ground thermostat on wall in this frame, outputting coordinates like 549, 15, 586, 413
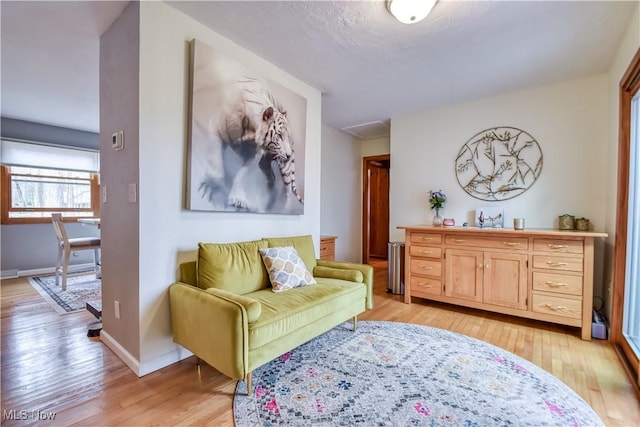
112, 131, 124, 151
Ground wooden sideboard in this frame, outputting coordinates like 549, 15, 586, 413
398, 226, 607, 340
319, 235, 337, 261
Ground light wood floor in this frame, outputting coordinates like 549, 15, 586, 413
2, 261, 639, 426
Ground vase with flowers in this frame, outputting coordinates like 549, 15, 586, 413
428, 190, 447, 226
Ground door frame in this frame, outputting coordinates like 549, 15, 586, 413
612, 47, 640, 393
362, 154, 390, 263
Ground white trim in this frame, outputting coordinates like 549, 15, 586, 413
1, 269, 19, 279
19, 263, 95, 278
138, 346, 193, 376
100, 331, 192, 377
100, 330, 141, 376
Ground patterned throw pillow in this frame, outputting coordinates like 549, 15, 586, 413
259, 246, 316, 292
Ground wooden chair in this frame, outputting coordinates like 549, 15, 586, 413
51, 213, 101, 291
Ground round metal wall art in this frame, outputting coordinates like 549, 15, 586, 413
455, 126, 543, 201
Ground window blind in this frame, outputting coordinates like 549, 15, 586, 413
0, 139, 99, 172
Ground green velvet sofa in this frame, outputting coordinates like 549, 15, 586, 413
169, 235, 373, 395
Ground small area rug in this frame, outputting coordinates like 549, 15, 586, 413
28, 274, 100, 315
234, 321, 602, 426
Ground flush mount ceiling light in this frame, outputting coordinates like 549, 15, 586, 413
387, 0, 437, 24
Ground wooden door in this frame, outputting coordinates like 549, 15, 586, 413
445, 249, 483, 302
362, 155, 390, 262
369, 161, 389, 258
483, 252, 528, 310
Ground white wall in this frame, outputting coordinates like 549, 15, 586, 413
390, 74, 609, 241
603, 4, 639, 316
319, 130, 390, 264
320, 125, 361, 262
361, 136, 390, 158
135, 2, 322, 374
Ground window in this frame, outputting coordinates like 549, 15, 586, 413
0, 140, 100, 224
622, 90, 640, 358
613, 48, 640, 385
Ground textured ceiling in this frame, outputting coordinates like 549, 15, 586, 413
1, 1, 637, 136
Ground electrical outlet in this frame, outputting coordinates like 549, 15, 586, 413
114, 300, 120, 319
112, 131, 124, 151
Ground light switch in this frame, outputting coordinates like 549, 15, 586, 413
128, 183, 137, 203
112, 131, 124, 151
102, 186, 108, 204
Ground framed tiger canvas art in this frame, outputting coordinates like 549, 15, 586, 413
186, 39, 307, 214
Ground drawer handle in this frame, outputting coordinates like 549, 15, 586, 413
321, 248, 327, 251
453, 239, 466, 243
420, 237, 433, 241
548, 244, 568, 249
420, 283, 434, 288
545, 303, 567, 311
502, 242, 520, 247
546, 261, 568, 267
418, 250, 432, 254
546, 281, 568, 287
419, 265, 432, 270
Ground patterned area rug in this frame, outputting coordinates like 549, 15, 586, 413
234, 321, 603, 427
28, 274, 100, 315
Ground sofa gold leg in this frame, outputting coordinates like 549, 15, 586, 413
353, 315, 358, 331
246, 372, 253, 396
196, 356, 201, 377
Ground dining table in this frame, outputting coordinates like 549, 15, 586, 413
77, 218, 101, 229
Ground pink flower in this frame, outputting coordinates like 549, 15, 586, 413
414, 402, 430, 416
280, 352, 291, 362
255, 385, 267, 399
545, 400, 563, 415
265, 398, 280, 415
313, 398, 326, 413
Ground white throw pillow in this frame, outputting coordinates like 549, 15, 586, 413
259, 246, 316, 292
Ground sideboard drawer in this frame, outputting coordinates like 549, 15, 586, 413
410, 233, 442, 245
532, 272, 583, 296
410, 246, 442, 259
533, 239, 583, 254
532, 255, 583, 272
445, 235, 528, 251
532, 293, 582, 320
410, 259, 442, 277
410, 276, 442, 296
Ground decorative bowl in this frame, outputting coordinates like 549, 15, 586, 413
443, 218, 455, 226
